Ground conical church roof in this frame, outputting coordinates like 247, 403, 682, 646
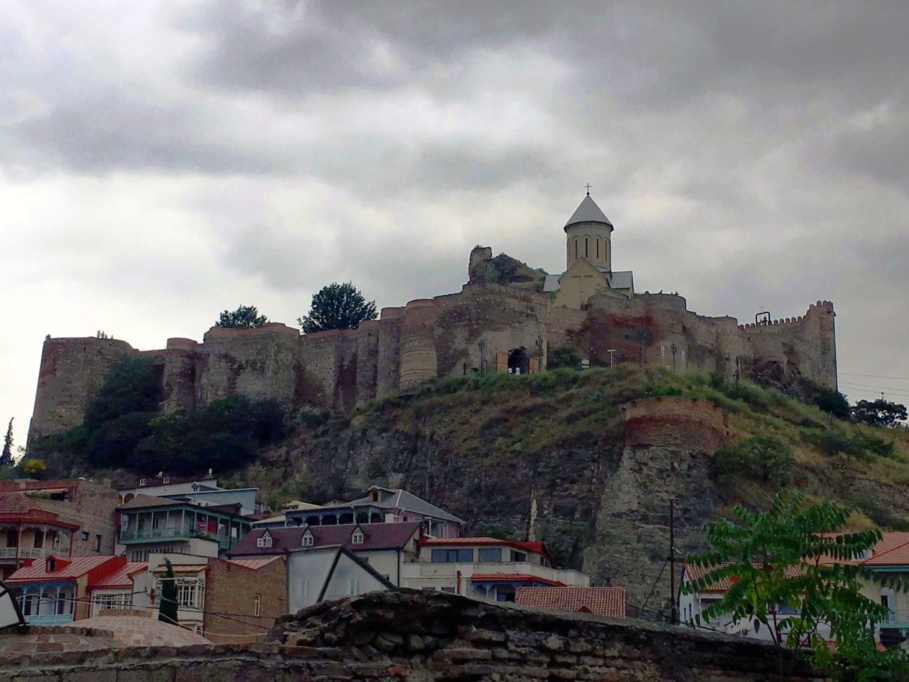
564, 195, 613, 231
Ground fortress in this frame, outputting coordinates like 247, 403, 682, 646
28, 194, 837, 441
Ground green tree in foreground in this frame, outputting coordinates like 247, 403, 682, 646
298, 282, 377, 334
216, 305, 268, 329
684, 493, 907, 680
158, 558, 179, 626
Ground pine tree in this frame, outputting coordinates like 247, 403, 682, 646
0, 419, 13, 467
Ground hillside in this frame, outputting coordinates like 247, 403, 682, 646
225, 366, 909, 615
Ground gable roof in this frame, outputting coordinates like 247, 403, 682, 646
682, 562, 806, 594
6, 556, 122, 584
515, 586, 626, 618
861, 533, 909, 566
225, 556, 284, 570
315, 487, 463, 524
564, 195, 613, 230
226, 522, 422, 557
90, 562, 147, 590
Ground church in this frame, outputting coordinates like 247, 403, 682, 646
543, 192, 635, 308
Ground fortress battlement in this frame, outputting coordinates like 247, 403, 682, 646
27, 195, 837, 443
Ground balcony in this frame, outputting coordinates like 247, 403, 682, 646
882, 610, 909, 628
0, 547, 59, 561
119, 527, 231, 550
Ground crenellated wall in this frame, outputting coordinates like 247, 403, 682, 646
27, 270, 838, 442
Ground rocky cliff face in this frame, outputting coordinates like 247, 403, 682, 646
254, 376, 731, 615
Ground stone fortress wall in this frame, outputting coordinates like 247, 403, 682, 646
27, 251, 837, 442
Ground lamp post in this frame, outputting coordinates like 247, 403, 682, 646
607, 349, 616, 370
670, 343, 678, 373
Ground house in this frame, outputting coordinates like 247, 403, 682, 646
401, 537, 589, 601
284, 486, 462, 538
515, 586, 626, 618
855, 532, 909, 647
88, 561, 146, 617
119, 473, 259, 517
227, 522, 422, 586
6, 555, 127, 625
286, 545, 394, 613
130, 552, 287, 641
116, 494, 254, 561
0, 480, 122, 578
252, 500, 323, 529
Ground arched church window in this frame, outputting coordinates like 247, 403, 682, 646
574, 239, 578, 260
604, 242, 608, 262
596, 238, 600, 259
585, 237, 589, 258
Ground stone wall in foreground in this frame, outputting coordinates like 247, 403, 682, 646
0, 591, 826, 681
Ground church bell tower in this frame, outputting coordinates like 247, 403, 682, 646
564, 191, 613, 271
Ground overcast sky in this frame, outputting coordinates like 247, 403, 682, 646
4, 1, 909, 446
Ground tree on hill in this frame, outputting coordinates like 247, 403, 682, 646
216, 305, 268, 328
1, 419, 12, 467
815, 389, 850, 421
684, 493, 906, 679
851, 399, 907, 428
298, 282, 377, 334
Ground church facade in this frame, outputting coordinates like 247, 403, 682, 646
28, 196, 837, 440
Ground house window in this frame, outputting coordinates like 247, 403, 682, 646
477, 548, 501, 563
152, 516, 160, 530
511, 550, 527, 562
139, 478, 146, 486
431, 549, 473, 563
352, 529, 364, 545
256, 533, 273, 548
254, 594, 261, 617
129, 549, 151, 562
659, 345, 665, 358
93, 592, 133, 613
349, 578, 359, 595
81, 531, 89, 541
302, 533, 313, 547
441, 587, 455, 594
162, 476, 170, 484
94, 535, 102, 552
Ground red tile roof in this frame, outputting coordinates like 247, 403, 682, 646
226, 522, 422, 556
0, 492, 79, 528
683, 562, 806, 593
6, 555, 123, 583
420, 537, 557, 567
90, 562, 147, 590
515, 586, 626, 618
469, 574, 564, 586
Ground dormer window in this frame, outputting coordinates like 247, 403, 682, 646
352, 529, 364, 545
139, 478, 146, 487
301, 531, 314, 547
256, 532, 273, 549
162, 476, 170, 484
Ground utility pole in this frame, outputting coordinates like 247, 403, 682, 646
669, 499, 677, 626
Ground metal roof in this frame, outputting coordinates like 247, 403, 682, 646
564, 195, 613, 230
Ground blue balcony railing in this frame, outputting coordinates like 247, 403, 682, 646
25, 613, 73, 626
119, 527, 231, 549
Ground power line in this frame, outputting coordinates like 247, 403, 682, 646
840, 372, 909, 382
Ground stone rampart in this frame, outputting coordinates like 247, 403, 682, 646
623, 397, 726, 453
0, 590, 826, 680
28, 276, 837, 441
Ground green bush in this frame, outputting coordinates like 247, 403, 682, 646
642, 382, 682, 398
548, 346, 581, 370
712, 435, 794, 488
809, 429, 899, 460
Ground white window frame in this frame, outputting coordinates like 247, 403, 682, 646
301, 532, 313, 547
351, 530, 364, 545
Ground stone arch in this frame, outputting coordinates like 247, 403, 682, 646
508, 347, 530, 374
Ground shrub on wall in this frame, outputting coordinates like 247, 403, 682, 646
712, 435, 794, 488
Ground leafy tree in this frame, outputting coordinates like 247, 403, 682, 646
852, 399, 908, 428
158, 558, 179, 626
298, 282, 377, 334
815, 389, 851, 421
0, 419, 12, 467
216, 305, 268, 329
22, 459, 46, 479
684, 493, 907, 680
548, 345, 581, 370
